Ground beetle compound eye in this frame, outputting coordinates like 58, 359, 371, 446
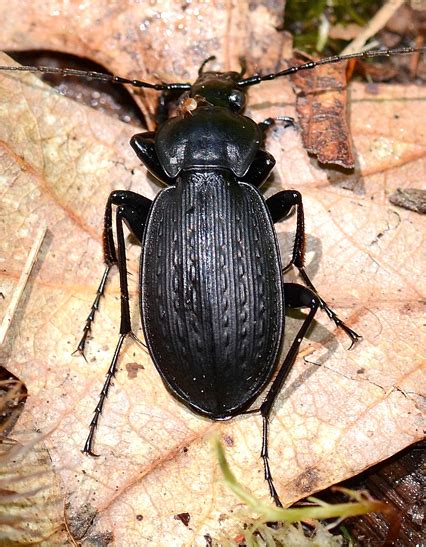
228, 90, 246, 111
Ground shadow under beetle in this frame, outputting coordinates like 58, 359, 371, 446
1, 46, 424, 506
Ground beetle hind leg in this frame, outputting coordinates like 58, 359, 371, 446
260, 283, 320, 506
74, 191, 152, 357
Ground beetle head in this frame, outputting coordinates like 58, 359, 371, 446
190, 71, 247, 112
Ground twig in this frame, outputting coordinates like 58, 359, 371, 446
342, 0, 405, 55
0, 225, 47, 345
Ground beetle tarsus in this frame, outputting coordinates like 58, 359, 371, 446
261, 415, 284, 507
298, 266, 362, 344
82, 436, 100, 458
72, 342, 88, 363
83, 333, 128, 455
257, 283, 321, 505
346, 329, 363, 350
82, 448, 100, 457
74, 265, 112, 356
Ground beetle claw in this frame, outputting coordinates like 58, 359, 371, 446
347, 332, 363, 351
82, 448, 100, 458
72, 346, 88, 363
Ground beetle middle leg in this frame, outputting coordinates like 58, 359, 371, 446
76, 131, 175, 357
82, 191, 152, 456
130, 132, 175, 185
75, 190, 152, 356
266, 190, 361, 348
259, 282, 320, 506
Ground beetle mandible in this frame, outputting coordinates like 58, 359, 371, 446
1, 46, 424, 506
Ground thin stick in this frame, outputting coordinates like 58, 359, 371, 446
341, 0, 405, 55
0, 225, 47, 345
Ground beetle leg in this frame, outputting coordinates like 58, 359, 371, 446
260, 283, 320, 506
156, 93, 169, 125
73, 266, 111, 361
105, 190, 152, 244
75, 191, 152, 357
83, 196, 151, 456
242, 118, 295, 188
131, 132, 176, 185
266, 190, 305, 265
156, 89, 186, 125
241, 115, 296, 188
259, 116, 296, 135
266, 190, 361, 348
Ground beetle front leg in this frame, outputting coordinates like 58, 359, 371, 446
156, 89, 186, 125
75, 191, 152, 357
259, 116, 296, 135
131, 132, 175, 185
241, 117, 295, 188
266, 190, 361, 348
83, 194, 151, 456
260, 283, 320, 506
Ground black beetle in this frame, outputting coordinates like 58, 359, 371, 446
1, 46, 424, 506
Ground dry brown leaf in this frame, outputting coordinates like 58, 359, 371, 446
290, 57, 354, 168
0, 2, 425, 544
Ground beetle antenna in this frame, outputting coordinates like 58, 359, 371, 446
238, 46, 426, 87
0, 64, 191, 92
